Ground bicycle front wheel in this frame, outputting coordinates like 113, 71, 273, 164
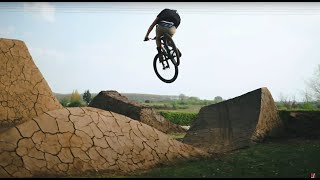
153, 54, 178, 83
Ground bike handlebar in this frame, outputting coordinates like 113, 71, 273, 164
144, 36, 157, 41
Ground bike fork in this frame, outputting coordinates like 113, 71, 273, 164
161, 60, 169, 70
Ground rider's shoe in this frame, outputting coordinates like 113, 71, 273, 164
159, 53, 164, 62
157, 47, 163, 62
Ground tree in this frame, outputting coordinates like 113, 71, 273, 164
70, 90, 81, 103
306, 64, 320, 101
69, 90, 83, 107
214, 96, 223, 103
178, 93, 187, 105
83, 89, 92, 105
179, 93, 187, 101
278, 93, 297, 110
301, 89, 313, 110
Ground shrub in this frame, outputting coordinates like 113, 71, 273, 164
60, 98, 70, 107
68, 101, 84, 107
160, 111, 198, 126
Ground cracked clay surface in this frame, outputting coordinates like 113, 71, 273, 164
0, 107, 208, 177
0, 38, 208, 177
0, 38, 62, 131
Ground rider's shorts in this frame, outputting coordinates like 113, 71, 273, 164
156, 22, 176, 37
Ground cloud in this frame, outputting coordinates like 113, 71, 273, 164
23, 2, 56, 23
0, 26, 15, 36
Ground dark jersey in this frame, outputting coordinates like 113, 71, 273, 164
156, 9, 181, 28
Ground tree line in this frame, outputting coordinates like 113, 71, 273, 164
277, 64, 320, 110
59, 90, 92, 107
57, 64, 320, 110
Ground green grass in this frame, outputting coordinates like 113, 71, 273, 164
156, 104, 205, 113
168, 132, 187, 140
159, 111, 197, 126
62, 138, 319, 178
163, 104, 204, 113
126, 138, 320, 178
142, 102, 207, 113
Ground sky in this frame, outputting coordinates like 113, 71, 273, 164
1, 2, 320, 101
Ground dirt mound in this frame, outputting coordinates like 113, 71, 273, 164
88, 91, 185, 134
183, 87, 284, 153
0, 38, 62, 131
279, 111, 320, 138
0, 107, 208, 177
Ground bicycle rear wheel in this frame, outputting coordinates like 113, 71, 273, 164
153, 54, 178, 83
163, 33, 180, 66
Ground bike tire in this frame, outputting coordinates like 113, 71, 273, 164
153, 54, 178, 83
163, 33, 180, 66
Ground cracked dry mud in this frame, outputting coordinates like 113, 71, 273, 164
0, 38, 62, 131
0, 38, 208, 177
0, 107, 208, 177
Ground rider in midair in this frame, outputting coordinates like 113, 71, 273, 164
144, 8, 182, 61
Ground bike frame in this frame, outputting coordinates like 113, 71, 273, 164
146, 33, 180, 83
150, 34, 178, 66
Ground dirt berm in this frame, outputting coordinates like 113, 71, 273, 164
183, 87, 284, 153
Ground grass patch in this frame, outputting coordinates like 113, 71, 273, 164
128, 138, 320, 178
168, 132, 187, 140
160, 111, 197, 126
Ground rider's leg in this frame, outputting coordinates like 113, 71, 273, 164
167, 27, 181, 57
167, 26, 176, 36
156, 25, 180, 68
156, 25, 168, 69
166, 26, 176, 47
155, 25, 164, 60
156, 26, 170, 70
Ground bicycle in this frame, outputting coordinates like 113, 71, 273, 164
147, 33, 181, 83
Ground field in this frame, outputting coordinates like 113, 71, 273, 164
146, 103, 205, 113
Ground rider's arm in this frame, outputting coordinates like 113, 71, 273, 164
144, 17, 159, 41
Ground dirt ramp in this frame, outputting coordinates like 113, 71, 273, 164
0, 38, 62, 130
183, 87, 283, 153
0, 107, 207, 177
279, 111, 320, 138
89, 90, 185, 134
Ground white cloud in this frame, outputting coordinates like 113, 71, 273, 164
0, 26, 15, 36
23, 2, 56, 23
